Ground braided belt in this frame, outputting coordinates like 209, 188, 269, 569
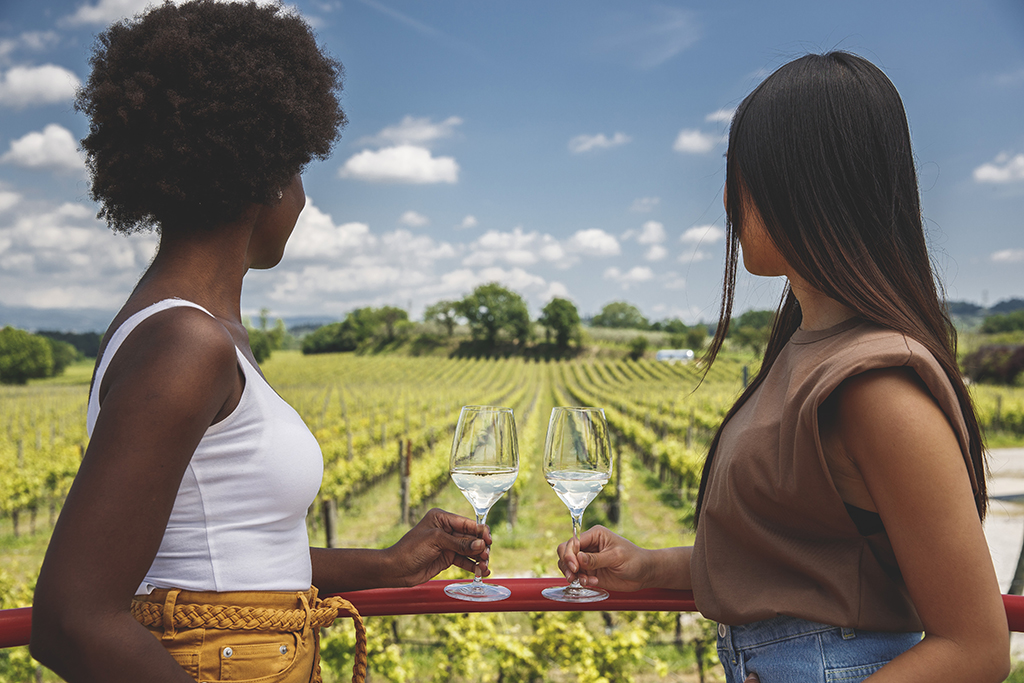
131, 593, 367, 683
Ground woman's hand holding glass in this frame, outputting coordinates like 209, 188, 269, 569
385, 508, 492, 587
556, 525, 651, 592
444, 405, 519, 602
542, 406, 613, 603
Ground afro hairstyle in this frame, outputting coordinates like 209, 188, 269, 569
75, 0, 346, 234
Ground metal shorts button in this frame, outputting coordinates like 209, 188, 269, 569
280, 644, 288, 654
223, 647, 233, 658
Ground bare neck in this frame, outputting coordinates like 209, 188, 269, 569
130, 218, 255, 324
788, 274, 856, 331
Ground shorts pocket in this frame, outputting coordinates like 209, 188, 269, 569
218, 633, 299, 682
826, 661, 887, 682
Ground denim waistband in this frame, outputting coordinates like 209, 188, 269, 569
718, 615, 853, 654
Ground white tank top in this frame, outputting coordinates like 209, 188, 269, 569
87, 299, 323, 595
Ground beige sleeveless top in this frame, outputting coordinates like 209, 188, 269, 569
690, 318, 975, 632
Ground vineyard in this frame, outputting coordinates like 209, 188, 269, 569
2, 351, 1024, 681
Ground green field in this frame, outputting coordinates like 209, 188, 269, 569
2, 350, 1023, 682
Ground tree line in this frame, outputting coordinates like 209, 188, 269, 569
299, 283, 716, 358
0, 328, 82, 385
3, 290, 1021, 381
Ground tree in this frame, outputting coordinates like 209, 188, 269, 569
591, 301, 649, 330
376, 306, 409, 341
981, 310, 1024, 334
456, 283, 531, 347
732, 325, 771, 357
301, 307, 410, 354
684, 325, 708, 352
653, 317, 687, 334
0, 327, 54, 384
627, 335, 649, 361
961, 345, 1024, 385
37, 330, 102, 358
733, 309, 775, 330
424, 300, 461, 337
45, 338, 79, 375
538, 298, 580, 350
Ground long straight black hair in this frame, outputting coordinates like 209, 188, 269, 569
694, 52, 987, 524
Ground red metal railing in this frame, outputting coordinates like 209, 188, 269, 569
4, 578, 1024, 650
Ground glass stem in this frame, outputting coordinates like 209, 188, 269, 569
473, 511, 488, 585
569, 512, 584, 589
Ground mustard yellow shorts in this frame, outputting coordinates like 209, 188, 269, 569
132, 586, 360, 683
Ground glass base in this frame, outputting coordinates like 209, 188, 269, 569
444, 580, 511, 602
542, 584, 609, 603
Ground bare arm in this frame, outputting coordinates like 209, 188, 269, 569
31, 310, 242, 683
832, 368, 1009, 682
311, 508, 492, 593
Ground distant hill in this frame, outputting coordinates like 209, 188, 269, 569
988, 298, 1024, 314
946, 298, 1024, 329
0, 302, 338, 337
0, 303, 116, 334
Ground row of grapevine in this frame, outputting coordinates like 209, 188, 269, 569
0, 384, 85, 537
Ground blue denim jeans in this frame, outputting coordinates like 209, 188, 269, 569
716, 615, 922, 682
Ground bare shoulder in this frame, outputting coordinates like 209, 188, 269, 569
98, 305, 240, 414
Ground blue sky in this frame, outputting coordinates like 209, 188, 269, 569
0, 0, 1022, 331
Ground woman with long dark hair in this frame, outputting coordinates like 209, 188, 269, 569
30, 3, 490, 681
556, 52, 1010, 682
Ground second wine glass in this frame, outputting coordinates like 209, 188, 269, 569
542, 406, 612, 603
444, 405, 519, 602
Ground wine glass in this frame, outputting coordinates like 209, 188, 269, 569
542, 406, 612, 603
444, 405, 519, 602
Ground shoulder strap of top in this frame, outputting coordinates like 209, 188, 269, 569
87, 299, 215, 434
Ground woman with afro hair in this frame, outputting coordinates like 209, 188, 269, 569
31, 2, 491, 681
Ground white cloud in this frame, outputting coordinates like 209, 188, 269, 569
604, 266, 654, 288
630, 196, 660, 212
638, 220, 665, 244
673, 129, 725, 154
399, 210, 429, 227
566, 228, 620, 256
0, 124, 84, 174
419, 265, 553, 305
0, 32, 61, 65
458, 215, 478, 229
64, 0, 160, 25
0, 198, 158, 309
359, 115, 463, 147
705, 108, 735, 123
0, 191, 21, 213
63, 0, 280, 25
0, 65, 81, 108
463, 227, 563, 268
974, 153, 1024, 183
478, 266, 547, 293
679, 249, 712, 263
568, 132, 631, 154
680, 224, 725, 244
251, 197, 460, 314
541, 281, 571, 302
662, 272, 686, 290
339, 145, 459, 184
991, 249, 1024, 263
645, 245, 667, 261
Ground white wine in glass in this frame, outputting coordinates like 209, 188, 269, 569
542, 406, 612, 603
444, 405, 519, 602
